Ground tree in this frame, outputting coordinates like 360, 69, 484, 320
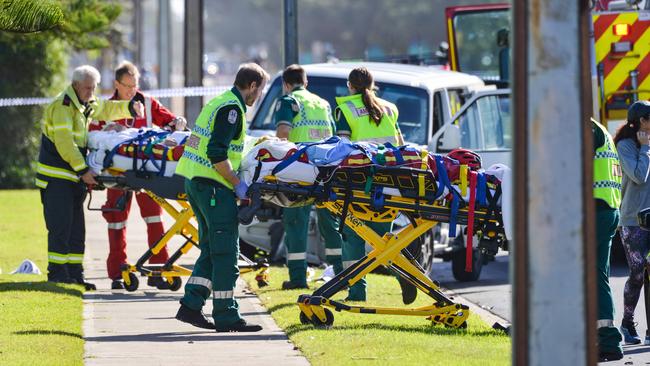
0, 0, 64, 33
0, 0, 121, 188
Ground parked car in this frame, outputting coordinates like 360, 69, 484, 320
239, 62, 511, 281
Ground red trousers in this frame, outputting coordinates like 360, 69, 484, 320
102, 188, 169, 280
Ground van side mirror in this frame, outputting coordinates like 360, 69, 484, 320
438, 124, 461, 151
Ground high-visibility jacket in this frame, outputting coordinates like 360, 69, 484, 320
89, 90, 176, 130
35, 85, 132, 188
593, 119, 622, 209
286, 89, 333, 143
335, 93, 399, 144
175, 89, 246, 189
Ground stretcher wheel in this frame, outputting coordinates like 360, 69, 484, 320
257, 280, 269, 287
124, 273, 139, 292
299, 311, 311, 325
169, 277, 182, 291
310, 308, 334, 328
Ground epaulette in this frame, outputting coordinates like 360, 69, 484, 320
62, 94, 72, 107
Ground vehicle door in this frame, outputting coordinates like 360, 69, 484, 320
429, 89, 512, 169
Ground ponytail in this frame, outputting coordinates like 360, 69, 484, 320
349, 67, 384, 126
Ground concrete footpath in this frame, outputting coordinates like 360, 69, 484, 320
82, 191, 309, 366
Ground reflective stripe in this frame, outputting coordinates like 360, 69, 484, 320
287, 252, 306, 260
71, 162, 86, 171
48, 252, 68, 264
143, 216, 162, 224
343, 260, 356, 269
107, 221, 127, 230
37, 162, 79, 182
213, 290, 234, 299
145, 96, 153, 128
597, 319, 615, 328
187, 276, 212, 289
52, 125, 71, 131
35, 178, 48, 189
325, 248, 342, 256
67, 254, 84, 264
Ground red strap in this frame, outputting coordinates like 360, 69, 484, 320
466, 171, 477, 272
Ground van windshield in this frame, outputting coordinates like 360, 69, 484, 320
250, 76, 430, 145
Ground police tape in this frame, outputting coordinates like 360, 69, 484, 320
0, 85, 231, 107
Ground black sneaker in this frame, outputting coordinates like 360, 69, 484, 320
215, 319, 262, 333
111, 279, 125, 290
598, 351, 623, 362
175, 304, 215, 330
281, 280, 309, 290
147, 276, 170, 289
71, 278, 97, 291
397, 277, 417, 305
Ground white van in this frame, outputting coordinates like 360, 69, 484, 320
240, 62, 511, 281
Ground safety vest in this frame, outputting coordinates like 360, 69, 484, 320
286, 89, 333, 143
175, 89, 246, 189
593, 119, 622, 209
335, 93, 399, 144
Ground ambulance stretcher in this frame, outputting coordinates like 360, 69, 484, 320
88, 171, 270, 292
238, 161, 508, 329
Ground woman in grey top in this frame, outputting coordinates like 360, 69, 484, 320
613, 100, 650, 345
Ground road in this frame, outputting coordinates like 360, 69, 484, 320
429, 253, 650, 364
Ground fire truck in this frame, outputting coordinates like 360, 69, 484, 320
444, 0, 650, 134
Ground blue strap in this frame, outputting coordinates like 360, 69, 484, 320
448, 192, 460, 237
158, 145, 169, 176
384, 143, 404, 165
102, 130, 170, 169
271, 145, 310, 175
371, 186, 385, 210
477, 172, 487, 206
434, 155, 452, 200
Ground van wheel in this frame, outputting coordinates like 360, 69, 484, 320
451, 235, 483, 282
418, 229, 436, 275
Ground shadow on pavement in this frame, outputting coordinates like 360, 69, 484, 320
284, 321, 506, 338
13, 330, 82, 339
85, 331, 289, 342
0, 281, 83, 297
84, 291, 182, 303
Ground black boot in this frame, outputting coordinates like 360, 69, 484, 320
398, 276, 417, 305
215, 319, 262, 333
175, 304, 215, 329
598, 350, 623, 362
111, 279, 125, 290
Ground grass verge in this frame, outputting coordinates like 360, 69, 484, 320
243, 266, 510, 366
0, 190, 84, 366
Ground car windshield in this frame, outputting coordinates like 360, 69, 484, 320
456, 93, 511, 150
250, 76, 430, 145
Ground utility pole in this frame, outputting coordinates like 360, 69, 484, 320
512, 1, 596, 365
282, 0, 298, 67
133, 0, 142, 67
158, 0, 171, 106
184, 0, 204, 126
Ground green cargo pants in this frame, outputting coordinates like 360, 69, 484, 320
342, 220, 393, 301
283, 206, 344, 286
180, 178, 242, 327
596, 205, 623, 354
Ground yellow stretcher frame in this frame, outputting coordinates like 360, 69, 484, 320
91, 173, 270, 292
297, 195, 472, 329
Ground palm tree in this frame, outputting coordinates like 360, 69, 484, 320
0, 0, 64, 33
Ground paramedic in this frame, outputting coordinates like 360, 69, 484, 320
36, 65, 144, 289
334, 67, 416, 303
274, 64, 344, 289
89, 61, 187, 290
174, 63, 269, 332
613, 100, 650, 346
592, 118, 624, 361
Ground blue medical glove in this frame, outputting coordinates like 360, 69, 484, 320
234, 181, 249, 200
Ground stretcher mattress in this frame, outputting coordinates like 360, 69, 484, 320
87, 128, 190, 176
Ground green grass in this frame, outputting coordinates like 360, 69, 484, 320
0, 190, 84, 366
243, 267, 510, 366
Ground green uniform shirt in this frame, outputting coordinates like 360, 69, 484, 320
207, 87, 246, 163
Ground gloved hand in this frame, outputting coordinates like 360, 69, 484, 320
234, 181, 249, 200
